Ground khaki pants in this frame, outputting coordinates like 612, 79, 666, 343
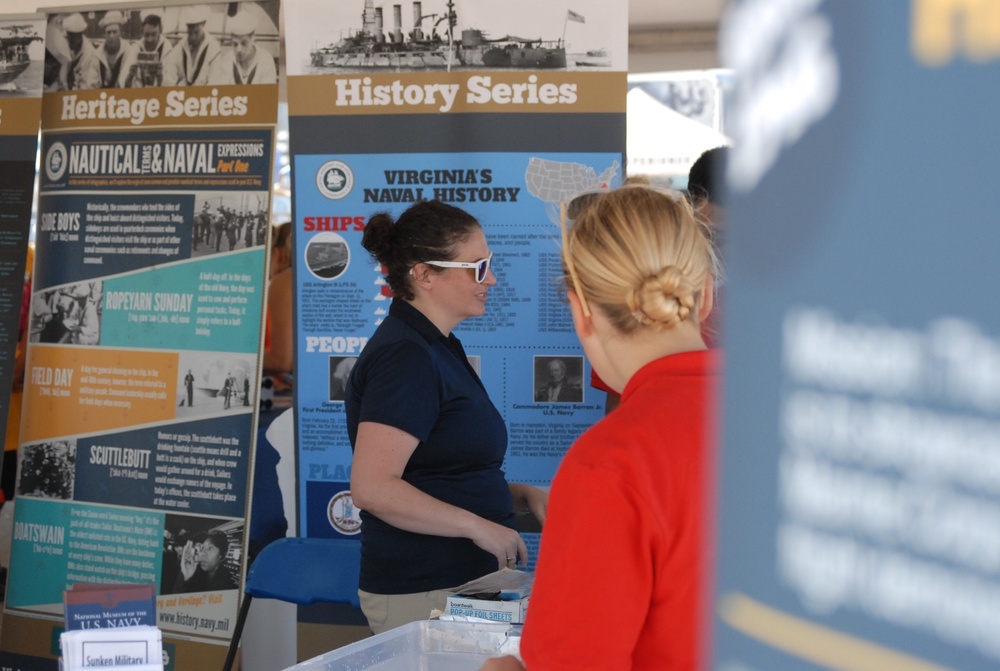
358, 588, 452, 635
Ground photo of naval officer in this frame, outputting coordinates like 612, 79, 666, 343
533, 356, 583, 403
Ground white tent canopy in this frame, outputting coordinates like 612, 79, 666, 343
626, 87, 730, 180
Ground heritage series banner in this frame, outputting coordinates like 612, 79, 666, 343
713, 2, 1000, 670
0, 13, 43, 463
284, 0, 627, 561
0, 4, 279, 670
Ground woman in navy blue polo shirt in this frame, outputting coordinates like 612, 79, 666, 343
346, 200, 548, 634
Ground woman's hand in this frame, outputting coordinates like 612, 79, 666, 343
479, 655, 526, 671
179, 541, 198, 581
522, 486, 548, 527
469, 518, 529, 570
509, 483, 548, 527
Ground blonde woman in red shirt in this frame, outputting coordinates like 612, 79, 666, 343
482, 184, 720, 670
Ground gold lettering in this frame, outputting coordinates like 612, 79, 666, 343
912, 0, 1000, 65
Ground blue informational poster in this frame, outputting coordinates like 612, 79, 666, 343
292, 151, 621, 542
712, 2, 1000, 670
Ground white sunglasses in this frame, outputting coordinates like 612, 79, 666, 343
422, 252, 494, 283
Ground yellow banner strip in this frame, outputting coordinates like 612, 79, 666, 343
719, 593, 955, 671
288, 71, 626, 116
41, 85, 278, 130
0, 98, 42, 136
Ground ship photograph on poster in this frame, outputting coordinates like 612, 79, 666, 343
290, 0, 624, 74
0, 20, 43, 95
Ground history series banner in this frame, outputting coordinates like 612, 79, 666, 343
284, 0, 628, 563
0, 3, 279, 670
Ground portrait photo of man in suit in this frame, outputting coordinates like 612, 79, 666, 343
534, 356, 583, 403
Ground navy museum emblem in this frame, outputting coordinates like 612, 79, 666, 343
317, 160, 354, 200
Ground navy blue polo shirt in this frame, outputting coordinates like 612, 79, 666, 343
346, 299, 514, 594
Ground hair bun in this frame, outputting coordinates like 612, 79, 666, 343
360, 212, 397, 262
626, 266, 696, 328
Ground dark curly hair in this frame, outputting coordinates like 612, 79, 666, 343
361, 200, 481, 300
687, 145, 729, 206
204, 530, 230, 558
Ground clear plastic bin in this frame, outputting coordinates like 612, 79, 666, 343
285, 620, 520, 671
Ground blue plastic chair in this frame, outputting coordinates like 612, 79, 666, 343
222, 537, 362, 671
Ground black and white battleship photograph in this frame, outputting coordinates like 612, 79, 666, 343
285, 0, 626, 74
